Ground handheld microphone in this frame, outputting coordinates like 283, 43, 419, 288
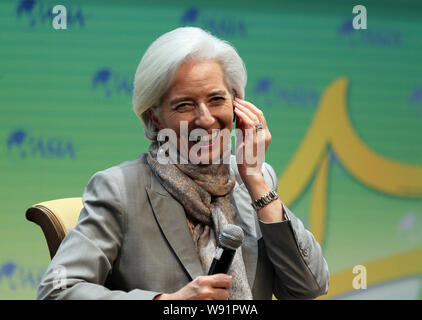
208, 224, 244, 275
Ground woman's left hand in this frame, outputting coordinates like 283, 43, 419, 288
233, 97, 272, 182
233, 98, 284, 222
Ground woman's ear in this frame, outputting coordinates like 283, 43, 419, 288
148, 107, 162, 130
231, 89, 237, 123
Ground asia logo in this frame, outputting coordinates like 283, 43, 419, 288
6, 129, 76, 159
0, 261, 45, 292
338, 18, 402, 47
252, 77, 319, 109
92, 68, 133, 98
16, 0, 87, 28
408, 87, 422, 114
180, 7, 247, 38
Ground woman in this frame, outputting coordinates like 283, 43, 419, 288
37, 27, 329, 300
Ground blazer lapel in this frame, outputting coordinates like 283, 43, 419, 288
146, 173, 204, 281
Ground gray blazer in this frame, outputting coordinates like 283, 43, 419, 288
37, 154, 329, 300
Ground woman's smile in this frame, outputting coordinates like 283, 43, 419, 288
196, 129, 219, 144
193, 129, 221, 150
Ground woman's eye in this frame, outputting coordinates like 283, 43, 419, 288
176, 103, 194, 111
211, 97, 225, 103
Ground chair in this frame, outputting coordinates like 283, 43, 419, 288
26, 198, 83, 259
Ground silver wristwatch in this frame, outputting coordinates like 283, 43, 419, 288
251, 190, 279, 211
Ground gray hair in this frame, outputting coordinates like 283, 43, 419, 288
132, 27, 247, 141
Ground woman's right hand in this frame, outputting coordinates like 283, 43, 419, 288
154, 274, 232, 300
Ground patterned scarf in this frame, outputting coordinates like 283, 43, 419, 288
146, 141, 253, 300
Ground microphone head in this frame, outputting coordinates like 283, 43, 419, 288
219, 224, 244, 250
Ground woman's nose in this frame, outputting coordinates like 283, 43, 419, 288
194, 103, 215, 128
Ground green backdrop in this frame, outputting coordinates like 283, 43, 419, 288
1, 0, 421, 299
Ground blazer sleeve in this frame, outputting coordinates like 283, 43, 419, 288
37, 169, 161, 300
258, 162, 330, 299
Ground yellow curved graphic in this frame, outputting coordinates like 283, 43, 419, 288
309, 152, 329, 245
277, 77, 422, 298
320, 248, 422, 299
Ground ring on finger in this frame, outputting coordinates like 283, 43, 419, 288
255, 123, 264, 132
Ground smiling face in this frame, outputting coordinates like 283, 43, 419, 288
152, 59, 234, 164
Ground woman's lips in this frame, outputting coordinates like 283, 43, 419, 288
196, 129, 220, 149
